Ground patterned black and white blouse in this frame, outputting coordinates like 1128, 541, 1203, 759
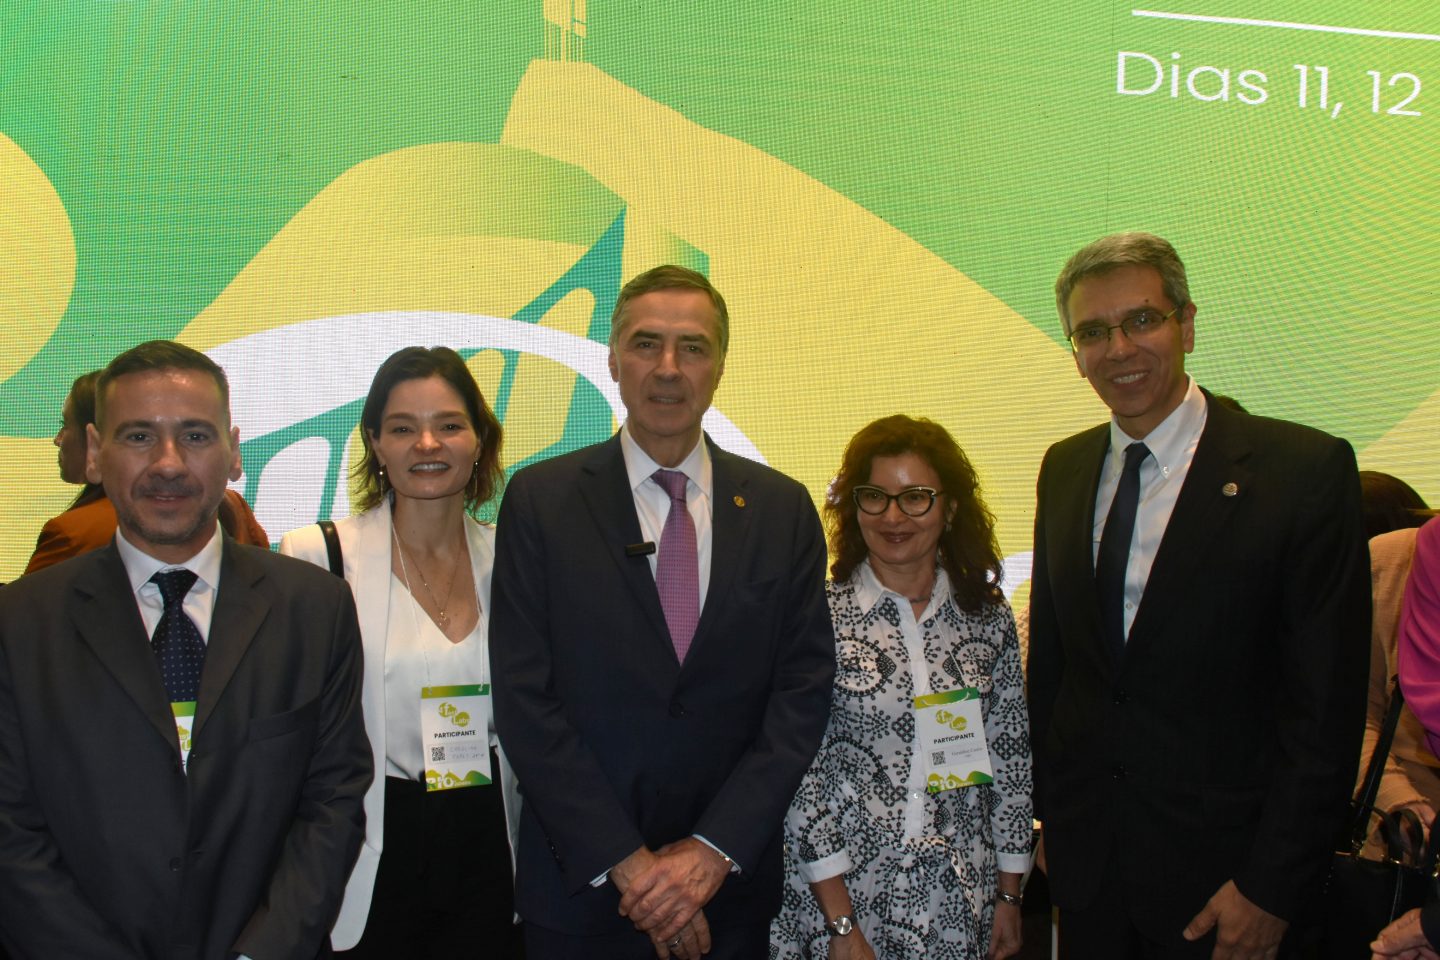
770, 561, 1032, 960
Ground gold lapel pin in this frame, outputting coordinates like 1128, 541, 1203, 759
1222, 482, 1238, 497
733, 495, 746, 508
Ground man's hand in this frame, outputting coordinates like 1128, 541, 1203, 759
1371, 907, 1440, 959
617, 838, 729, 944
649, 908, 712, 959
611, 846, 661, 896
1182, 880, 1288, 959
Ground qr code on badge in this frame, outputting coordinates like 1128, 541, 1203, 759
930, 751, 946, 767
431, 746, 446, 763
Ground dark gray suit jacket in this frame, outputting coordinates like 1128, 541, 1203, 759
491, 434, 835, 935
1028, 393, 1369, 937
0, 538, 371, 959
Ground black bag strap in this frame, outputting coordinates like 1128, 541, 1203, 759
318, 520, 344, 579
1349, 680, 1408, 853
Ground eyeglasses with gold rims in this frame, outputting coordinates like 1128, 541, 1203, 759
852, 485, 945, 517
1065, 304, 1184, 352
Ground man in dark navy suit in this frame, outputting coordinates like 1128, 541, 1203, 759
1028, 234, 1369, 959
492, 266, 835, 959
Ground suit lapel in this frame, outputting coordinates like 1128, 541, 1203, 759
576, 436, 673, 656
1056, 427, 1110, 654
1126, 400, 1253, 657
195, 539, 270, 736
687, 443, 753, 665
71, 546, 177, 748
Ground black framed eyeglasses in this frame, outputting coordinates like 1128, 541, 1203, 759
1066, 304, 1184, 351
852, 485, 944, 517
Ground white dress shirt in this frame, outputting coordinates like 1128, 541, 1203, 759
1091, 376, 1208, 642
115, 523, 224, 642
619, 424, 714, 610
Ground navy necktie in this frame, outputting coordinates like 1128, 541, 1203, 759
1096, 442, 1150, 662
150, 569, 206, 702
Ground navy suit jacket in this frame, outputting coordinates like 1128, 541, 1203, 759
1028, 393, 1369, 937
0, 538, 371, 959
491, 434, 835, 935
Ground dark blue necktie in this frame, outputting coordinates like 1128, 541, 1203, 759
1096, 442, 1150, 662
150, 569, 206, 702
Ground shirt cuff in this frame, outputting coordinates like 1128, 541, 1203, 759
693, 835, 741, 874
796, 849, 853, 884
996, 851, 1030, 875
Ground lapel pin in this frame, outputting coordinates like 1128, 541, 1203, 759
733, 495, 746, 508
1222, 482, 1238, 497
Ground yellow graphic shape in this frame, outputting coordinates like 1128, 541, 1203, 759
1360, 391, 1440, 506
184, 143, 610, 345
500, 61, 1106, 555
0, 438, 78, 578
0, 132, 75, 383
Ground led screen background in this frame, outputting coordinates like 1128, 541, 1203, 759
1, 1, 1436, 585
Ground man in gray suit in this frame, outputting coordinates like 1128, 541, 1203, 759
0, 341, 371, 959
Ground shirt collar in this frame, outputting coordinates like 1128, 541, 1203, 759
619, 425, 713, 499
1108, 375, 1206, 473
854, 557, 953, 619
115, 522, 224, 597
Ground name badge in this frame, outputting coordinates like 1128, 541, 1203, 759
420, 684, 492, 791
172, 700, 196, 771
914, 688, 993, 793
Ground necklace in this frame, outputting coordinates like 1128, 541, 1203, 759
393, 527, 465, 629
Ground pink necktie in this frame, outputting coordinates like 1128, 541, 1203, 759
653, 469, 699, 662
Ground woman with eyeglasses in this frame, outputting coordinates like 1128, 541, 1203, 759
770, 415, 1031, 960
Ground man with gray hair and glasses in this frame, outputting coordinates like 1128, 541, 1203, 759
1027, 232, 1369, 959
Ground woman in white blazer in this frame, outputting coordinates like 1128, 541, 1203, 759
281, 346, 521, 957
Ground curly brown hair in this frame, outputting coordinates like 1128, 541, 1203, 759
352, 346, 504, 515
825, 415, 1002, 612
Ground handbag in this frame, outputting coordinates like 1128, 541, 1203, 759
318, 519, 344, 577
1320, 683, 1439, 958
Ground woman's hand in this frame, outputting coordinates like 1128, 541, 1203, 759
827, 928, 877, 960
987, 901, 1023, 959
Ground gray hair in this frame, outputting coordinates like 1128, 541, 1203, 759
1055, 232, 1190, 332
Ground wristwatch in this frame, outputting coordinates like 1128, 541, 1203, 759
826, 914, 855, 937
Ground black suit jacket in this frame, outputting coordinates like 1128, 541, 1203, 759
1028, 393, 1369, 937
490, 434, 835, 935
0, 538, 371, 959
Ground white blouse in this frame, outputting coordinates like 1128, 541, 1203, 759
381, 573, 494, 780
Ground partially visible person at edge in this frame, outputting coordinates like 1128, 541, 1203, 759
25, 368, 268, 576
1028, 232, 1369, 959
280, 346, 522, 956
770, 414, 1031, 960
1373, 516, 1440, 959
1354, 478, 1435, 861
1360, 470, 1431, 544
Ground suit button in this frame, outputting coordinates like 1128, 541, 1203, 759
669, 701, 686, 718
1112, 689, 1127, 705
169, 857, 182, 872
1111, 764, 1126, 780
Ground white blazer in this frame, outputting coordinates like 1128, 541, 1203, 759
280, 500, 522, 950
